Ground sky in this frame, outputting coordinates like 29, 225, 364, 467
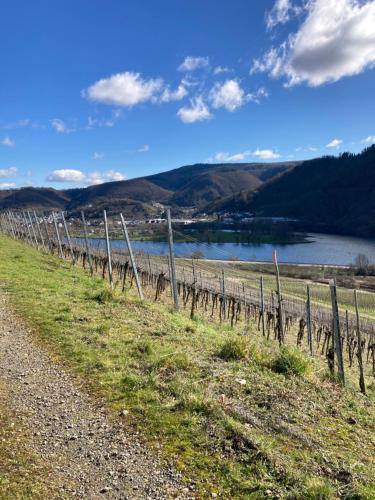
1, 0, 375, 189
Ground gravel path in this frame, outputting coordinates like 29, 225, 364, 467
0, 292, 187, 499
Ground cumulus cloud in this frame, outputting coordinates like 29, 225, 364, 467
209, 80, 246, 112
177, 97, 212, 123
0, 167, 17, 182
253, 149, 281, 159
47, 169, 127, 185
83, 71, 163, 107
93, 152, 104, 160
47, 169, 86, 182
266, 0, 302, 30
253, 0, 375, 87
138, 144, 150, 152
363, 135, 375, 143
0, 167, 17, 178
178, 56, 209, 72
0, 182, 16, 190
160, 84, 188, 102
1, 136, 15, 147
326, 138, 343, 148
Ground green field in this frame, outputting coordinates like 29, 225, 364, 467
0, 235, 374, 498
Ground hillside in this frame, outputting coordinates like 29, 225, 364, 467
0, 235, 374, 498
0, 161, 296, 216
206, 146, 375, 237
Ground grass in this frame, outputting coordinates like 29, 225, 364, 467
271, 346, 311, 377
0, 235, 374, 498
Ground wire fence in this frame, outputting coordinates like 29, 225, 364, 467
1, 209, 374, 393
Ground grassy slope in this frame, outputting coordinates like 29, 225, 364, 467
0, 235, 374, 499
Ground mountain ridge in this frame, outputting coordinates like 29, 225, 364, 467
206, 145, 375, 237
0, 160, 297, 215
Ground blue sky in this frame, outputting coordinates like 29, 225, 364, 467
1, 0, 375, 189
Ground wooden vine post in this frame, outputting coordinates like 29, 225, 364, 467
329, 280, 345, 385
61, 212, 75, 264
81, 211, 93, 275
6, 212, 15, 238
260, 276, 266, 336
33, 211, 45, 250
221, 269, 226, 319
354, 290, 366, 394
273, 250, 284, 345
103, 210, 113, 289
167, 208, 179, 310
22, 211, 33, 245
306, 285, 313, 355
52, 211, 63, 258
120, 213, 144, 300
27, 210, 39, 247
42, 214, 53, 252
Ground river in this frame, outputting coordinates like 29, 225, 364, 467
74, 232, 375, 266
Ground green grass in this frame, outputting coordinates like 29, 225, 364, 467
271, 346, 311, 377
0, 235, 374, 498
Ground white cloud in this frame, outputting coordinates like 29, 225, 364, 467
177, 97, 212, 123
266, 0, 302, 30
211, 151, 251, 162
1, 136, 15, 147
83, 71, 163, 107
85, 170, 127, 185
248, 87, 269, 104
326, 138, 343, 148
209, 80, 246, 112
178, 56, 209, 72
209, 149, 281, 162
213, 66, 233, 75
160, 84, 188, 102
46, 169, 127, 185
138, 144, 150, 152
363, 135, 375, 143
0, 182, 16, 190
253, 149, 281, 159
253, 0, 375, 87
93, 152, 104, 160
47, 169, 86, 182
50, 118, 74, 133
0, 167, 17, 178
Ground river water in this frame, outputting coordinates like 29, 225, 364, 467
75, 233, 375, 266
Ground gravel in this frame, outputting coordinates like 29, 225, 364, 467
0, 293, 189, 499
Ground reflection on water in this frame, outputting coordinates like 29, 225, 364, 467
72, 233, 375, 266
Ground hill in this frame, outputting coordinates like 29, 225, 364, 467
0, 161, 296, 216
206, 146, 375, 237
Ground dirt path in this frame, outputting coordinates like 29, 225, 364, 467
0, 292, 186, 499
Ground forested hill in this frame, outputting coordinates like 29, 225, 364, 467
0, 161, 296, 216
207, 146, 375, 237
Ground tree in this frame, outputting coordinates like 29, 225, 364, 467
354, 253, 370, 274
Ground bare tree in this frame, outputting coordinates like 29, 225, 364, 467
354, 253, 370, 275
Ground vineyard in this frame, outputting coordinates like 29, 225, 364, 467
1, 209, 374, 394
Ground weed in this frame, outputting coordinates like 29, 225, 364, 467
217, 337, 248, 361
89, 287, 115, 304
271, 346, 310, 376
